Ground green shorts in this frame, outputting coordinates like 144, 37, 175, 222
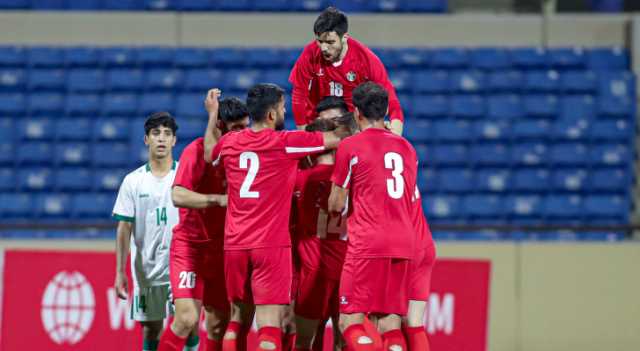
130, 284, 174, 321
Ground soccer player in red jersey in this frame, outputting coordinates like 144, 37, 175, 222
329, 82, 419, 351
158, 98, 250, 351
203, 84, 345, 351
289, 7, 404, 135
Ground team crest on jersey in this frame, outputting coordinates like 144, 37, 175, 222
346, 71, 356, 82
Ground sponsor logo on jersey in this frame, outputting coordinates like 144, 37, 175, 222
346, 71, 356, 82
139, 194, 149, 198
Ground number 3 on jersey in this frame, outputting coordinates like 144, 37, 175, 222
385, 152, 404, 199
239, 151, 260, 198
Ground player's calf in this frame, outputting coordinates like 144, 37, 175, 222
402, 300, 429, 351
294, 315, 320, 350
141, 320, 164, 350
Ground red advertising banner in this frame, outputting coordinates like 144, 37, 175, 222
1, 250, 490, 351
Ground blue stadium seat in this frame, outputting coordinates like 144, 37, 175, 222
146, 69, 183, 91
103, 0, 145, 10
93, 143, 130, 167
184, 69, 224, 91
506, 195, 543, 219
174, 48, 209, 68
544, 195, 583, 219
65, 94, 101, 116
36, 194, 71, 218
225, 70, 262, 91
586, 47, 629, 71
289, 0, 327, 11
102, 93, 138, 116
476, 169, 510, 192
512, 119, 550, 140
470, 48, 510, 70
27, 48, 64, 68
329, 0, 369, 12
17, 168, 53, 191
0, 69, 25, 91
449, 71, 485, 94
548, 48, 585, 69
106, 69, 144, 91
137, 47, 174, 67
552, 168, 587, 192
176, 93, 203, 118
101, 47, 137, 67
414, 70, 449, 94
584, 195, 628, 222
0, 193, 33, 218
404, 120, 430, 143
27, 69, 65, 91
64, 47, 100, 67
263, 69, 291, 90
559, 95, 596, 121
417, 168, 437, 193
369, 0, 404, 12
524, 70, 560, 93
210, 48, 245, 67
178, 0, 212, 10
523, 95, 559, 117
510, 48, 549, 69
486, 71, 523, 92
395, 48, 429, 68
590, 168, 630, 192
597, 96, 634, 117
560, 71, 597, 93
597, 71, 635, 98
438, 168, 473, 193
552, 119, 589, 141
579, 232, 625, 241
55, 142, 90, 166
424, 195, 461, 221
512, 169, 549, 192
590, 144, 631, 167
71, 193, 114, 219
434, 120, 471, 141
0, 118, 13, 143
450, 95, 484, 118
415, 144, 430, 165
55, 168, 92, 192
19, 118, 54, 140
140, 93, 175, 116
94, 168, 127, 192
411, 95, 449, 118
430, 48, 468, 68
94, 118, 130, 141
0, 93, 26, 115
404, 0, 448, 12
0, 47, 26, 67
132, 141, 148, 165
590, 119, 631, 141
178, 118, 206, 140
28, 93, 64, 115
511, 143, 548, 166
216, 0, 251, 10
372, 48, 398, 69
67, 69, 104, 93
66, 0, 102, 10
0, 168, 15, 191
470, 143, 510, 166
473, 120, 510, 141
0, 143, 14, 165
487, 95, 523, 120
246, 48, 282, 68
464, 195, 504, 221
430, 144, 468, 166
388, 70, 411, 93
550, 143, 588, 165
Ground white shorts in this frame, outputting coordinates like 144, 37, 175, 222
130, 284, 174, 321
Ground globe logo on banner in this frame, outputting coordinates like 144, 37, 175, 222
41, 271, 95, 345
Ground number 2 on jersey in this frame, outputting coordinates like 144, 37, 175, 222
239, 151, 260, 198
384, 152, 405, 199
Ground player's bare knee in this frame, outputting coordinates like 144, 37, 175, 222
174, 310, 199, 333
141, 321, 163, 340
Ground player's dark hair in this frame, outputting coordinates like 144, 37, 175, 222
335, 112, 358, 135
219, 97, 248, 123
316, 96, 349, 115
246, 83, 285, 123
144, 111, 178, 135
305, 117, 336, 132
314, 7, 348, 37
352, 82, 388, 121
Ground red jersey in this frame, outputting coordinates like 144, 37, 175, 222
289, 37, 404, 126
172, 137, 226, 247
210, 128, 325, 250
331, 128, 417, 259
293, 164, 347, 280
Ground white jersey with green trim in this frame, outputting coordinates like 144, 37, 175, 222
112, 161, 179, 288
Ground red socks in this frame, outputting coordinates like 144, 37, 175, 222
382, 329, 407, 351
205, 338, 223, 351
283, 333, 296, 351
223, 321, 242, 351
158, 326, 187, 351
257, 326, 282, 351
343, 324, 376, 351
403, 326, 430, 351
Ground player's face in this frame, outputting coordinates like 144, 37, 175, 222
316, 32, 345, 62
222, 116, 249, 134
317, 107, 345, 121
274, 97, 286, 131
145, 126, 176, 159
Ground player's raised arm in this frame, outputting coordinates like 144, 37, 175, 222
289, 45, 316, 130
328, 183, 348, 215
172, 186, 227, 209
367, 50, 404, 135
203, 88, 222, 164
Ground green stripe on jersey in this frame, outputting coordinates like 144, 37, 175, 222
113, 213, 134, 223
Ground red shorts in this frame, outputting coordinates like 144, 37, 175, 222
170, 236, 228, 312
295, 264, 340, 320
224, 247, 292, 305
409, 241, 436, 301
339, 257, 410, 315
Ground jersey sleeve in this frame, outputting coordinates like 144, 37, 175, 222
112, 174, 135, 223
173, 143, 203, 191
289, 44, 317, 126
331, 141, 356, 189
281, 130, 326, 159
366, 50, 404, 122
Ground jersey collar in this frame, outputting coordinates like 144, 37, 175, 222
145, 160, 177, 172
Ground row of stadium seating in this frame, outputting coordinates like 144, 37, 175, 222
0, 0, 450, 12
0, 46, 628, 70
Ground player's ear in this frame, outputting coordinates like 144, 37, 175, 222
143, 134, 149, 146
216, 119, 225, 130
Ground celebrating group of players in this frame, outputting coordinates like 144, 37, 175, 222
112, 7, 435, 351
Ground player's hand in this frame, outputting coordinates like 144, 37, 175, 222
204, 88, 222, 114
217, 194, 228, 207
114, 273, 129, 300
